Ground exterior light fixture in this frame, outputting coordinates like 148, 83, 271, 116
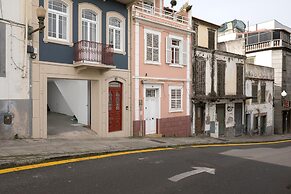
281, 90, 287, 98
28, 6, 46, 38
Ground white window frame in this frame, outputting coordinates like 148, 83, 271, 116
169, 85, 183, 112
106, 12, 126, 55
142, 0, 154, 13
44, 0, 73, 46
166, 35, 186, 67
144, 29, 161, 65
78, 3, 102, 42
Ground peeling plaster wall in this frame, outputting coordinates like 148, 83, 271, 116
245, 64, 274, 135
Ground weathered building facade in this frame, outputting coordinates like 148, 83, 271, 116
192, 18, 246, 137
245, 64, 274, 135
0, 0, 31, 139
219, 19, 291, 134
193, 48, 246, 137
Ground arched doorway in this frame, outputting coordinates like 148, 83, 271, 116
108, 81, 122, 132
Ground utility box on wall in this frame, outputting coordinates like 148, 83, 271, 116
3, 113, 13, 125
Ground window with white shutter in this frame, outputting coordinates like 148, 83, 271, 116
169, 86, 183, 112
145, 31, 160, 63
166, 36, 186, 66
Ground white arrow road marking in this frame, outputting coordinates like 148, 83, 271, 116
168, 167, 215, 182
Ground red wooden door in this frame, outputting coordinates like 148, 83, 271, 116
108, 82, 122, 132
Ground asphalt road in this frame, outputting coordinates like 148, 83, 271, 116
0, 142, 291, 194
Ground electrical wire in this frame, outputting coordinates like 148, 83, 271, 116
9, 24, 24, 71
0, 0, 3, 18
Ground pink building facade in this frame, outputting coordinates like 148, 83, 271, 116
130, 0, 193, 136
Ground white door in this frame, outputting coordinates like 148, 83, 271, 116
144, 88, 159, 134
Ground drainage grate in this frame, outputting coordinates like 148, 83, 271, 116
149, 139, 166, 144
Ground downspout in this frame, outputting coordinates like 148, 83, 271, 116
127, 5, 133, 136
22, 0, 28, 78
191, 47, 196, 134
211, 50, 215, 96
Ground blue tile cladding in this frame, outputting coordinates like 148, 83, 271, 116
39, 0, 128, 70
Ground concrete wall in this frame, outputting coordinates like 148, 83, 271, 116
249, 20, 291, 33
47, 81, 74, 116
218, 39, 245, 55
0, 0, 31, 139
247, 50, 273, 67
52, 80, 88, 125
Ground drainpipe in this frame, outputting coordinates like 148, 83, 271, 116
191, 46, 198, 135
22, 0, 28, 78
210, 50, 215, 96
128, 5, 133, 136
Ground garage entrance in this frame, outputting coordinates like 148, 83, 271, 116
47, 79, 95, 139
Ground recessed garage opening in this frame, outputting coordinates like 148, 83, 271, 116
47, 79, 96, 139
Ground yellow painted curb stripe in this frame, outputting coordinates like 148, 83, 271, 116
0, 147, 173, 175
191, 139, 291, 148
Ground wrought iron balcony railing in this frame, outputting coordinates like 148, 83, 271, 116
74, 40, 114, 66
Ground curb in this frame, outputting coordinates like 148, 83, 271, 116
0, 138, 291, 173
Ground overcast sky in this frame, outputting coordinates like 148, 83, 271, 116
164, 0, 291, 27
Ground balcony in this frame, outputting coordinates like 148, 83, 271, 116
246, 39, 291, 52
132, 1, 189, 29
73, 40, 115, 70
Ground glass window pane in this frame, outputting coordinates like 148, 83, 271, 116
82, 21, 88, 40
109, 28, 114, 46
90, 23, 96, 42
146, 48, 152, 61
153, 34, 159, 48
153, 48, 159, 62
49, 0, 67, 13
115, 30, 121, 49
82, 10, 96, 21
109, 17, 121, 27
48, 13, 56, 37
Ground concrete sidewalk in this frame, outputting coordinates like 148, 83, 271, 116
1, 134, 291, 168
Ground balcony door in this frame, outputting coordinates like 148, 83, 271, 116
81, 9, 100, 62
82, 9, 98, 42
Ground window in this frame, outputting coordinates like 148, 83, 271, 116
145, 30, 160, 63
109, 17, 121, 50
82, 9, 98, 42
252, 82, 258, 103
142, 0, 154, 13
246, 56, 255, 64
169, 86, 183, 112
166, 35, 186, 65
171, 39, 180, 64
208, 29, 215, 49
236, 64, 243, 96
283, 55, 287, 71
193, 24, 198, 47
217, 60, 226, 96
261, 83, 266, 103
195, 58, 206, 95
0, 23, 5, 77
48, 0, 68, 40
106, 12, 125, 54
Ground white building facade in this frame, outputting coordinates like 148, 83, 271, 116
0, 0, 32, 139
